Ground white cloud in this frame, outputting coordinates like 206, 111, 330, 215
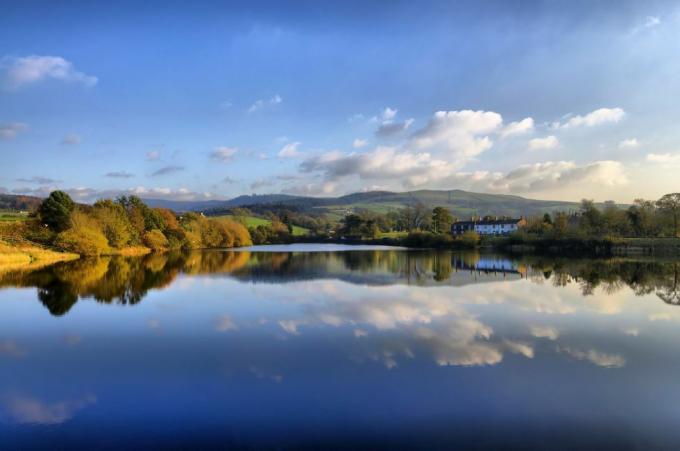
559, 346, 625, 368
247, 94, 283, 113
278, 141, 302, 159
618, 138, 639, 149
382, 107, 397, 121
0, 122, 28, 140
146, 150, 161, 161
501, 117, 534, 138
1, 394, 97, 425
630, 16, 661, 35
647, 153, 680, 167
215, 315, 239, 332
210, 146, 238, 161
503, 340, 534, 358
1, 55, 97, 90
556, 107, 625, 129
301, 146, 452, 188
529, 325, 559, 340
352, 138, 368, 148
528, 135, 559, 151
411, 110, 502, 160
61, 133, 81, 145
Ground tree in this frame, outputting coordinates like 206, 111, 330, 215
657, 193, 680, 237
38, 191, 75, 232
339, 214, 364, 238
431, 207, 454, 234
93, 199, 132, 247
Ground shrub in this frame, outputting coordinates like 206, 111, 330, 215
143, 229, 169, 251
458, 230, 480, 248
55, 226, 110, 256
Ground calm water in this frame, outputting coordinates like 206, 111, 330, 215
1, 245, 680, 450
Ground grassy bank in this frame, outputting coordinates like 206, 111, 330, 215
0, 240, 79, 274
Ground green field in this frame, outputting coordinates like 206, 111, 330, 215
217, 215, 309, 236
0, 210, 29, 222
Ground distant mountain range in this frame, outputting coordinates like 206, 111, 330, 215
142, 189, 591, 219
2, 189, 611, 219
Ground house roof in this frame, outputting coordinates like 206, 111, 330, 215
452, 218, 523, 226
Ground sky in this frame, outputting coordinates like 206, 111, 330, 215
1, 0, 679, 203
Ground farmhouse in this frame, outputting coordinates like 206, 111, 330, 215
451, 217, 526, 236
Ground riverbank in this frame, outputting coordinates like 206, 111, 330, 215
288, 234, 680, 256
0, 240, 79, 274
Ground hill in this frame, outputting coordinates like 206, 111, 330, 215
185, 189, 590, 219
0, 194, 42, 212
0, 189, 606, 220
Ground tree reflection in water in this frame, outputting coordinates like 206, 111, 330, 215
0, 249, 679, 316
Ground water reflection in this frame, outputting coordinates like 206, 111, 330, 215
1, 249, 678, 316
1, 247, 680, 448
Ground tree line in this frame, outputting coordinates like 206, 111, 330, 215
520, 194, 680, 240
26, 190, 251, 256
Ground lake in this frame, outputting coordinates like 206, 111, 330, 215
1, 244, 680, 449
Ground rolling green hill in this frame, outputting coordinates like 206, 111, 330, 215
216, 215, 309, 236
196, 189, 599, 220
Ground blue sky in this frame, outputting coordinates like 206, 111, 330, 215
1, 0, 679, 203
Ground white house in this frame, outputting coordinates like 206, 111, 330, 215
451, 217, 527, 236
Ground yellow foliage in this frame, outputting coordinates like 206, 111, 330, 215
143, 229, 169, 251
55, 224, 110, 256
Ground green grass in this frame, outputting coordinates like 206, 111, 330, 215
217, 215, 309, 236
0, 210, 30, 222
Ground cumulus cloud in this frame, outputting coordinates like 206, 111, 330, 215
555, 107, 625, 129
528, 135, 558, 151
1, 55, 97, 90
353, 138, 367, 148
501, 117, 534, 138
247, 94, 282, 113
411, 110, 502, 159
151, 165, 185, 176
1, 394, 97, 425
0, 122, 28, 140
618, 138, 639, 149
503, 339, 534, 358
301, 146, 452, 188
278, 142, 303, 159
444, 160, 627, 194
210, 146, 238, 161
105, 171, 135, 179
61, 133, 81, 145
